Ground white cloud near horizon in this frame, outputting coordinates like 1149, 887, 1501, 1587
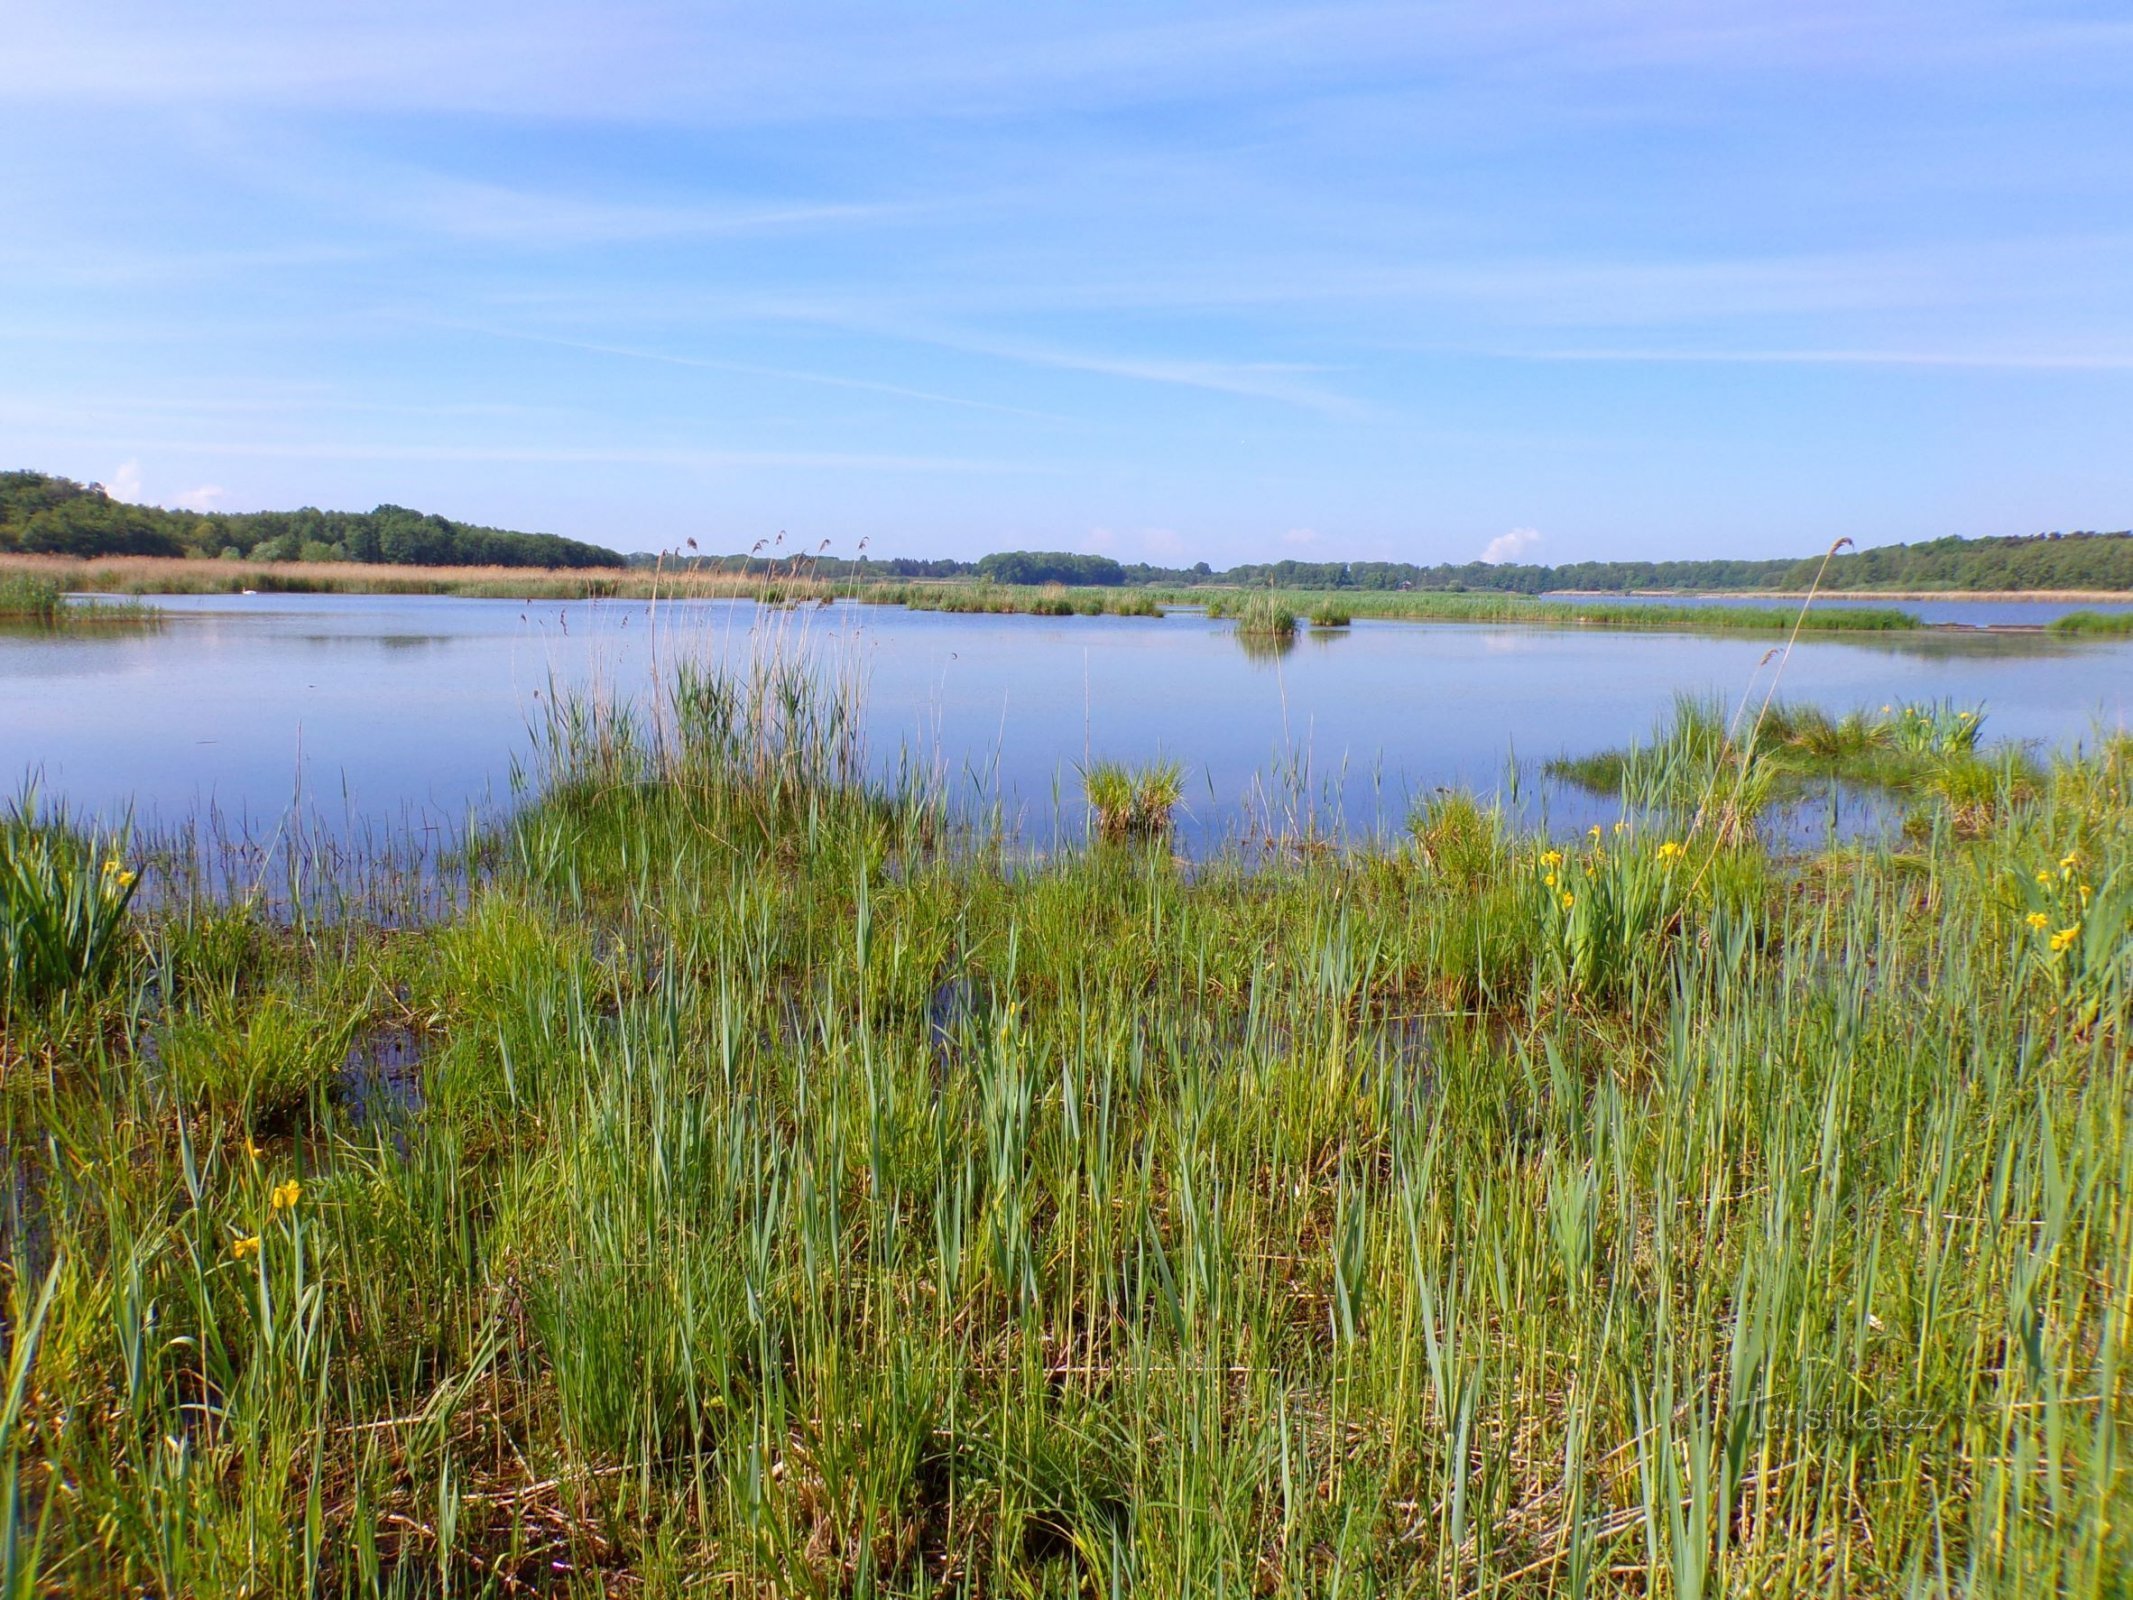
1480, 527, 1541, 564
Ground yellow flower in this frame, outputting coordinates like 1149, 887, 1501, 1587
2025, 911, 2050, 932
271, 1180, 302, 1213
116, 869, 136, 888
2079, 884, 2092, 906
1540, 849, 1563, 869
1560, 892, 1576, 911
1543, 872, 1558, 889
2049, 925, 2080, 954
1657, 840, 1684, 861
1587, 825, 1602, 842
231, 1234, 260, 1261
2035, 870, 2054, 888
243, 1137, 263, 1162
1611, 820, 1626, 836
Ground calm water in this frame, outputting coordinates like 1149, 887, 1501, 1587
5, 593, 2128, 853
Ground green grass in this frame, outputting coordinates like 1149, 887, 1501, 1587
2049, 609, 2133, 637
4, 649, 2132, 1594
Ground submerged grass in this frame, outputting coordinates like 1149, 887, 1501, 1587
1547, 694, 2027, 836
4, 633, 2132, 1594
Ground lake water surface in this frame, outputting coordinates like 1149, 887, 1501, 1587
6, 592, 2128, 853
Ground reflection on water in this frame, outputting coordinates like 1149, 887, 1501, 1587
1235, 630, 1298, 662
1, 591, 2126, 854
1537, 592, 2133, 629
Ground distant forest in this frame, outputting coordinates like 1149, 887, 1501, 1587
664, 530, 2133, 593
7, 468, 2127, 591
0, 471, 623, 569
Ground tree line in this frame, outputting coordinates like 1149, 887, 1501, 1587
658, 536, 2133, 594
0, 471, 624, 569
8, 468, 2127, 590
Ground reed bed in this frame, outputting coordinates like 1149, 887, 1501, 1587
5, 553, 1974, 641
0, 571, 158, 631
1166, 586, 1925, 635
2, 630, 2130, 1595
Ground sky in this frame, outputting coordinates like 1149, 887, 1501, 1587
3, 1, 2130, 566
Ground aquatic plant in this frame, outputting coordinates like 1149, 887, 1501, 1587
1306, 599, 1352, 627
1081, 758, 1185, 843
0, 803, 139, 1015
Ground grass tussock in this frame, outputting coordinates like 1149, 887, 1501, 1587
4, 645, 2132, 1595
1081, 759, 1185, 844
1211, 589, 1298, 639
1306, 599, 1353, 627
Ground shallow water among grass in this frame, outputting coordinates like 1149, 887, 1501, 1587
2, 646, 2129, 1593
4, 592, 2127, 859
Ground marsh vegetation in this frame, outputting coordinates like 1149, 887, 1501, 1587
2, 622, 2129, 1595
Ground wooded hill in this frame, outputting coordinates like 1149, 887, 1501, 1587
0, 471, 623, 569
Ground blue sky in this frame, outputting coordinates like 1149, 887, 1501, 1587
4, 2, 2130, 564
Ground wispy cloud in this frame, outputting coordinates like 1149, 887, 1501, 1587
1518, 345, 2133, 371
437, 320, 1075, 422
33, 436, 1042, 476
851, 321, 1361, 413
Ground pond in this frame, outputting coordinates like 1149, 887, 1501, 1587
4, 592, 2128, 858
